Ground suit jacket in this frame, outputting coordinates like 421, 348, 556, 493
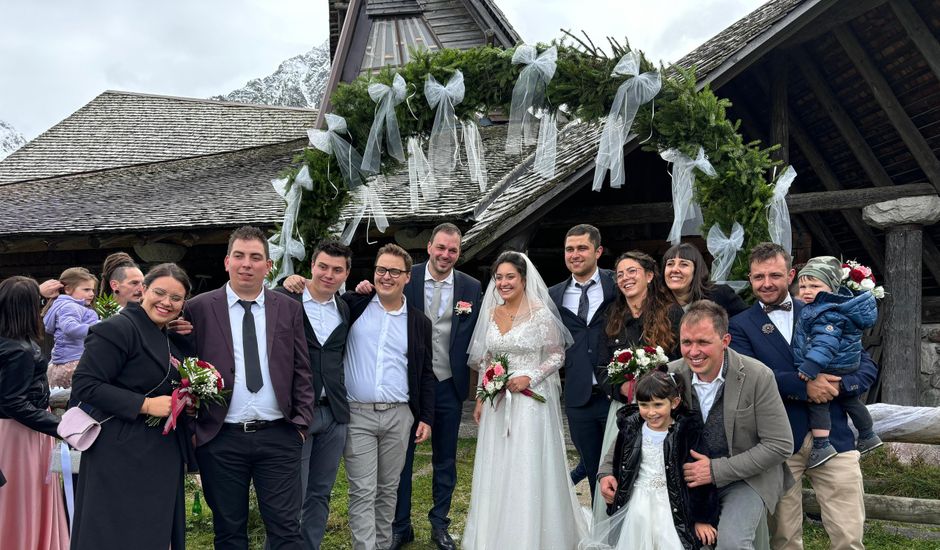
404, 263, 482, 401
183, 286, 314, 445
669, 348, 794, 512
729, 301, 878, 453
548, 269, 617, 408
275, 286, 351, 424
343, 291, 436, 426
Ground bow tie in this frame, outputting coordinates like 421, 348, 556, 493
763, 301, 792, 314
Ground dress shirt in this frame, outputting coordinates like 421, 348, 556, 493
223, 284, 283, 423
562, 268, 604, 324
691, 358, 727, 422
345, 294, 410, 404
761, 293, 795, 344
424, 266, 455, 319
303, 287, 343, 398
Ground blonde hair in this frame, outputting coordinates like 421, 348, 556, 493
41, 267, 97, 315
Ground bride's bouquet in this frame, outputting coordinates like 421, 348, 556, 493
147, 356, 229, 434
476, 354, 545, 406
606, 345, 670, 387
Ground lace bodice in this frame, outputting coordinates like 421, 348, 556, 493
483, 307, 565, 387
635, 424, 668, 490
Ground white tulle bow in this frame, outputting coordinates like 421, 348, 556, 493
534, 109, 557, 179
267, 166, 315, 285
462, 119, 488, 191
361, 74, 407, 174
506, 45, 557, 155
662, 146, 715, 245
407, 136, 439, 212
592, 51, 661, 191
307, 113, 365, 189
768, 165, 796, 255
340, 179, 390, 245
707, 222, 748, 292
425, 71, 465, 177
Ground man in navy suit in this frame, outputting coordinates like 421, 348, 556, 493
729, 243, 876, 549
548, 224, 616, 502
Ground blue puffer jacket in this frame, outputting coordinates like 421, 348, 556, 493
793, 287, 878, 379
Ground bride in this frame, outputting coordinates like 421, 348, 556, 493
462, 251, 588, 550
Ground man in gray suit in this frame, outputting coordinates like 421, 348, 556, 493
670, 300, 793, 549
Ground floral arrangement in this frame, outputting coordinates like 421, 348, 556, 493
606, 345, 670, 387
454, 301, 473, 316
148, 357, 228, 434
476, 354, 545, 406
93, 294, 121, 320
841, 260, 885, 299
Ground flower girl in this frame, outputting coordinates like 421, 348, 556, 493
581, 369, 718, 550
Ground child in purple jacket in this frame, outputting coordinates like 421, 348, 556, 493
42, 267, 99, 388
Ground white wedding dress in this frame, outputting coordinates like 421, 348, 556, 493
463, 307, 588, 550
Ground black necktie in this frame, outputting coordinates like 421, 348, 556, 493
763, 301, 793, 314
576, 280, 596, 322
238, 300, 263, 393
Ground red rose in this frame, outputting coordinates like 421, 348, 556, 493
849, 268, 866, 283
196, 360, 212, 369
181, 378, 191, 388
643, 346, 656, 354
617, 351, 630, 363
216, 375, 224, 390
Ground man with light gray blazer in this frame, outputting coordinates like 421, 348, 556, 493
669, 300, 793, 550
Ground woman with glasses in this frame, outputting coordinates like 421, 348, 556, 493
70, 263, 194, 550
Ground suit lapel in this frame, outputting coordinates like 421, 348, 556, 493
264, 289, 277, 361
589, 269, 616, 326
449, 270, 462, 349
210, 291, 235, 360
723, 353, 745, 446
408, 264, 425, 313
126, 305, 170, 375
749, 304, 793, 362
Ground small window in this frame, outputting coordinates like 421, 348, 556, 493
361, 17, 439, 74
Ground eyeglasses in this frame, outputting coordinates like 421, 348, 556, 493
375, 266, 405, 278
615, 267, 642, 280
150, 287, 185, 304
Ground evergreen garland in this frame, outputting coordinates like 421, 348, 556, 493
275, 39, 781, 282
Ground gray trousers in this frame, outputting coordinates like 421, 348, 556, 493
299, 406, 347, 549
716, 481, 770, 550
344, 403, 413, 550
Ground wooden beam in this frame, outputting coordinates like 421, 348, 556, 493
802, 489, 940, 525
834, 24, 940, 192
890, 0, 940, 83
770, 51, 790, 164
782, 0, 888, 46
801, 212, 845, 255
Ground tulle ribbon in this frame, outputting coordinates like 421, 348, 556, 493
425, 71, 465, 177
662, 146, 715, 245
534, 109, 557, 179
407, 136, 438, 212
340, 179, 390, 245
592, 51, 661, 191
361, 74, 407, 174
307, 113, 366, 189
768, 165, 796, 255
506, 45, 557, 156
162, 387, 192, 435
267, 166, 314, 285
462, 119, 488, 191
707, 222, 748, 292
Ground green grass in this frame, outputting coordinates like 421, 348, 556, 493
184, 439, 940, 549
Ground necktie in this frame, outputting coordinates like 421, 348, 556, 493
763, 301, 793, 314
429, 281, 443, 321
576, 280, 596, 322
238, 300, 263, 393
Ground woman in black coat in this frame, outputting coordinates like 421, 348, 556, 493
662, 242, 748, 317
70, 263, 193, 550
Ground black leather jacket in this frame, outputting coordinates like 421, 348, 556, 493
0, 337, 59, 437
609, 406, 719, 550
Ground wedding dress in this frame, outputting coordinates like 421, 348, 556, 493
462, 306, 588, 550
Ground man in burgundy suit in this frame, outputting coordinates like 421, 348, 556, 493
185, 226, 314, 550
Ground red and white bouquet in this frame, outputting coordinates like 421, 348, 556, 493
476, 354, 545, 406
841, 259, 885, 299
148, 356, 228, 434
606, 345, 670, 387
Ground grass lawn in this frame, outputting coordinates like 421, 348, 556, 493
184, 441, 940, 549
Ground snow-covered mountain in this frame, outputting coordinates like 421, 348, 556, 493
211, 41, 331, 109
0, 120, 26, 160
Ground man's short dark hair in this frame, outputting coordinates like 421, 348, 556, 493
749, 242, 791, 270
228, 226, 270, 259
376, 243, 413, 272
429, 223, 462, 243
681, 299, 729, 336
565, 224, 602, 249
312, 239, 353, 271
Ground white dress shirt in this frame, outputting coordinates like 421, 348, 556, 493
561, 267, 604, 323
223, 284, 283, 423
762, 293, 795, 344
692, 361, 726, 422
345, 295, 410, 404
302, 287, 342, 399
424, 265, 454, 319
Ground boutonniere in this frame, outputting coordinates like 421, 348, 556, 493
762, 323, 776, 335
454, 301, 473, 316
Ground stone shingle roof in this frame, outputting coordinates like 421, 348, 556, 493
0, 90, 317, 185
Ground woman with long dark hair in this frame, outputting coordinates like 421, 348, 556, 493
0, 276, 69, 549
661, 243, 747, 317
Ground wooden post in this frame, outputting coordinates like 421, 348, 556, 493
863, 196, 940, 405
770, 51, 789, 165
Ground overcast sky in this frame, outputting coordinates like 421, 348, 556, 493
0, 0, 764, 140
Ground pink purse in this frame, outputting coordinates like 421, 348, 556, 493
57, 406, 111, 451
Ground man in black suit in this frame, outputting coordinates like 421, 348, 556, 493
548, 224, 616, 502
276, 240, 353, 549
341, 244, 435, 550
390, 223, 481, 550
